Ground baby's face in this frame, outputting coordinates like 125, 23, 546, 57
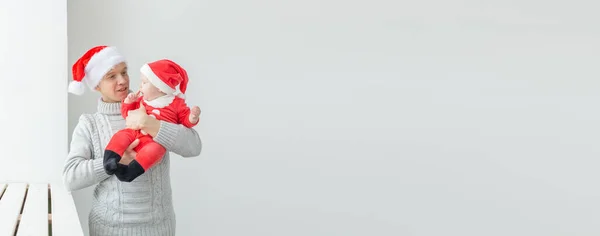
139, 74, 164, 100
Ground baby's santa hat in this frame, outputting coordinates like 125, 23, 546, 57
69, 46, 126, 95
140, 59, 189, 98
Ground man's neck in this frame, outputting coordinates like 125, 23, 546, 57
101, 96, 120, 103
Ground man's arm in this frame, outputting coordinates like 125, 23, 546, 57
62, 115, 110, 191
141, 115, 202, 158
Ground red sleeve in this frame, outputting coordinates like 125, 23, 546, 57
121, 97, 142, 119
176, 98, 198, 128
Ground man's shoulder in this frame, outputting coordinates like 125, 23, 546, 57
77, 112, 104, 122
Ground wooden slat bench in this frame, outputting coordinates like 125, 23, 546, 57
0, 183, 84, 236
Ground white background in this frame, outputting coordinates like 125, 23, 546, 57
0, 1, 67, 185
3, 0, 600, 235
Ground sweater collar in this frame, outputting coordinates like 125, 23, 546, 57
97, 97, 122, 115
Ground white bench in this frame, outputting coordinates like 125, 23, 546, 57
0, 183, 84, 236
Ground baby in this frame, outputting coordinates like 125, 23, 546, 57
103, 59, 201, 182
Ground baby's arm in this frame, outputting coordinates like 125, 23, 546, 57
177, 100, 200, 128
121, 92, 142, 119
189, 106, 201, 124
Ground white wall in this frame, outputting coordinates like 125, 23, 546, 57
0, 1, 67, 185
67, 0, 600, 235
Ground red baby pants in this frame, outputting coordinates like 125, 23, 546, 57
105, 129, 166, 171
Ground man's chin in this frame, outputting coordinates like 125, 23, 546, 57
115, 90, 130, 98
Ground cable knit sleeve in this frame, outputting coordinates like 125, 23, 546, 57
153, 120, 202, 158
62, 115, 111, 191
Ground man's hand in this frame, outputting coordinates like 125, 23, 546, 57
126, 105, 148, 130
119, 139, 139, 165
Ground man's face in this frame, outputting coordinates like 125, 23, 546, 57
96, 62, 130, 102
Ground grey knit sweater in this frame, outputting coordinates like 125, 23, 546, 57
62, 98, 202, 236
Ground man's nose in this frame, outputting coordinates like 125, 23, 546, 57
117, 76, 127, 84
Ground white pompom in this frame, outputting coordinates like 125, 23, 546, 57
176, 92, 186, 99
68, 81, 85, 95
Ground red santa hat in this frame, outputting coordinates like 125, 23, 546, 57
68, 46, 126, 95
140, 59, 189, 98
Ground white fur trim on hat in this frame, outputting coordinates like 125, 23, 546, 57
68, 80, 85, 95
140, 63, 177, 94
84, 47, 126, 90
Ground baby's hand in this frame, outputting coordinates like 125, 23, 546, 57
124, 92, 139, 104
189, 106, 201, 124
